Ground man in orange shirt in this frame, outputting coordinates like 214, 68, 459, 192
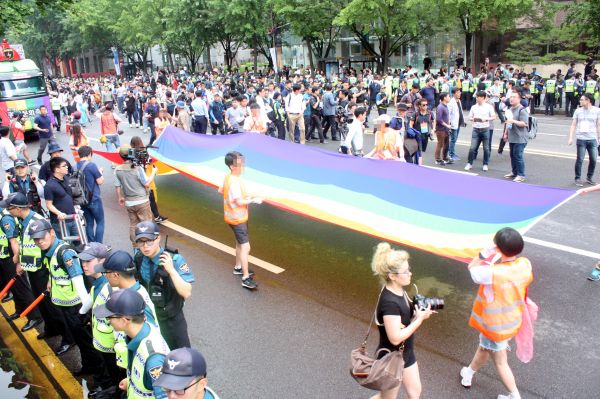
218, 151, 262, 289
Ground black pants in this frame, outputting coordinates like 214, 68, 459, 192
545, 93, 555, 115
565, 93, 576, 116
57, 305, 111, 388
148, 123, 156, 145
52, 110, 61, 129
27, 268, 72, 343
100, 351, 126, 392
211, 122, 225, 135
275, 120, 286, 140
0, 257, 40, 320
309, 114, 324, 141
149, 190, 160, 219
322, 115, 338, 140
193, 116, 208, 134
158, 311, 190, 350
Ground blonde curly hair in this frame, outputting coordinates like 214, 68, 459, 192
371, 242, 410, 284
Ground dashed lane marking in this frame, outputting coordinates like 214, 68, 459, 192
161, 220, 286, 274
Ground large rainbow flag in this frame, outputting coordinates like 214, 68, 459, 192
132, 126, 574, 262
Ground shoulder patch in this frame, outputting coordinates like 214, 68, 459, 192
65, 258, 74, 267
3, 223, 10, 230
179, 263, 190, 273
148, 365, 162, 380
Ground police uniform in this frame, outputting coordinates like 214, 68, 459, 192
30, 220, 105, 374
0, 197, 41, 329
18, 209, 70, 341
544, 78, 557, 115
564, 78, 576, 117
95, 288, 169, 399
6, 173, 45, 216
134, 246, 194, 350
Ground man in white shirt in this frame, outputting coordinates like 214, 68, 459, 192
255, 87, 272, 121
465, 91, 496, 171
448, 89, 463, 161
342, 107, 366, 156
285, 85, 307, 144
0, 126, 17, 175
568, 93, 600, 186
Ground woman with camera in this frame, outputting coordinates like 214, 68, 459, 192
371, 243, 434, 399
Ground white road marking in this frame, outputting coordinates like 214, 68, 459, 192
161, 220, 286, 274
524, 237, 600, 259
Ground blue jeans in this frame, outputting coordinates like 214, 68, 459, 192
104, 134, 121, 152
467, 128, 490, 165
83, 199, 105, 243
51, 220, 81, 244
449, 128, 460, 158
117, 96, 125, 113
575, 139, 598, 180
509, 142, 527, 177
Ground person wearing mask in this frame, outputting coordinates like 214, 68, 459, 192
133, 221, 194, 349
77, 146, 105, 243
503, 91, 530, 183
95, 288, 168, 399
460, 228, 533, 399
370, 242, 434, 399
465, 91, 495, 172
434, 92, 451, 165
567, 93, 600, 187
114, 145, 157, 245
33, 105, 55, 165
153, 348, 220, 399
29, 219, 107, 379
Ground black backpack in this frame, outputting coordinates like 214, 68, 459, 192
69, 161, 92, 206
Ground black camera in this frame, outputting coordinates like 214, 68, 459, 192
127, 147, 151, 168
413, 294, 444, 311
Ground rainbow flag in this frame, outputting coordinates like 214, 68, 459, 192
145, 127, 574, 262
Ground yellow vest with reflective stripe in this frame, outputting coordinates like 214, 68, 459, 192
46, 242, 80, 307
545, 80, 556, 94
127, 325, 169, 399
92, 283, 116, 352
585, 80, 597, 94
19, 212, 45, 272
564, 79, 575, 93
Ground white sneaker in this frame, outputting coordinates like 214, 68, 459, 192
135, 124, 140, 128
464, 163, 472, 171
513, 176, 525, 183
483, 165, 488, 171
497, 395, 510, 399
460, 367, 473, 388
129, 123, 133, 128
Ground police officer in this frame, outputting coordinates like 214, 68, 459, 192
80, 243, 122, 399
95, 288, 168, 399
6, 193, 72, 351
133, 221, 194, 350
544, 74, 557, 115
153, 348, 220, 399
3, 159, 45, 216
564, 74, 577, 117
28, 219, 106, 377
0, 193, 42, 331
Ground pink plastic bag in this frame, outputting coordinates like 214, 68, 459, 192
515, 297, 538, 363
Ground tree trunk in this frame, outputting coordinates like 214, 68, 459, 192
167, 48, 175, 72
465, 31, 473, 71
381, 36, 390, 73
253, 39, 258, 73
305, 38, 315, 70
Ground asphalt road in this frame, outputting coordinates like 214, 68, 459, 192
22, 107, 600, 399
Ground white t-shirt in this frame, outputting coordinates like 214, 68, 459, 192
344, 119, 364, 152
0, 137, 17, 171
573, 106, 600, 140
469, 102, 495, 129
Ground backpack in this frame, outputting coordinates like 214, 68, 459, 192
70, 161, 93, 206
517, 107, 537, 140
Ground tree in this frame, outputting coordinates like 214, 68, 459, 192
273, 0, 344, 70
335, 0, 439, 72
568, 0, 600, 52
435, 0, 535, 69
1, 0, 73, 36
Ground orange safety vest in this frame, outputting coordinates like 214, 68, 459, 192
468, 257, 533, 342
222, 173, 248, 225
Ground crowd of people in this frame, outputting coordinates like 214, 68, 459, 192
0, 55, 598, 399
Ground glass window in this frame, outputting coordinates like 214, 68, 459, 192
0, 76, 47, 100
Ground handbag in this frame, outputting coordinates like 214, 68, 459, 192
350, 288, 405, 391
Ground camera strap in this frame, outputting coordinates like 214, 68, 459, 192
361, 287, 408, 350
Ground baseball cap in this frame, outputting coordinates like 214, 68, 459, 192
153, 348, 207, 390
47, 143, 63, 155
118, 145, 131, 158
135, 221, 160, 241
27, 219, 53, 239
14, 158, 28, 168
79, 242, 112, 261
94, 250, 135, 273
0, 192, 29, 209
94, 288, 145, 319
176, 101, 185, 108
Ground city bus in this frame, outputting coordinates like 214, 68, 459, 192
0, 39, 54, 136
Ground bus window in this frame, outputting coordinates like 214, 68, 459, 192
0, 76, 46, 99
